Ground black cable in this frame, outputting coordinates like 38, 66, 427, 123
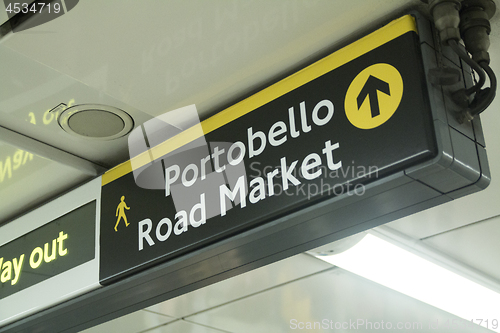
448, 40, 486, 95
470, 62, 497, 116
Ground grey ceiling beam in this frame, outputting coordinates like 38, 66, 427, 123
0, 125, 107, 176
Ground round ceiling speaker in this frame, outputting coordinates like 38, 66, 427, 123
58, 104, 134, 140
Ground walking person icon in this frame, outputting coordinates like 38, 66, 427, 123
115, 196, 130, 232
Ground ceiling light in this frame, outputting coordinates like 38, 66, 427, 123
58, 104, 134, 140
311, 227, 500, 332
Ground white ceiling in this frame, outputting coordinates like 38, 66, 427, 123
1, 0, 500, 332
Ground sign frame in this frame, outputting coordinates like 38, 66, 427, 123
0, 178, 101, 327
98, 13, 489, 284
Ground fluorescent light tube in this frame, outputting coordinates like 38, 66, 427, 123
313, 230, 500, 332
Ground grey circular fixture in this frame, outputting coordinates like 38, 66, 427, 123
58, 104, 134, 140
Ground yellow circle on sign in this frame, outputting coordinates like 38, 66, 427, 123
345, 63, 403, 129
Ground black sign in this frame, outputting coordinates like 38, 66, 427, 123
0, 201, 95, 299
100, 16, 437, 283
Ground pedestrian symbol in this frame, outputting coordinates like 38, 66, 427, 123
114, 196, 130, 232
345, 63, 403, 129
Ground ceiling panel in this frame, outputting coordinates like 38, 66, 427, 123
146, 253, 331, 318
421, 214, 500, 282
1, 0, 423, 118
0, 140, 91, 223
186, 268, 493, 333
79, 310, 175, 333
147, 320, 231, 333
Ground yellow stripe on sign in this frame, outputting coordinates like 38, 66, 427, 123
101, 15, 417, 186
